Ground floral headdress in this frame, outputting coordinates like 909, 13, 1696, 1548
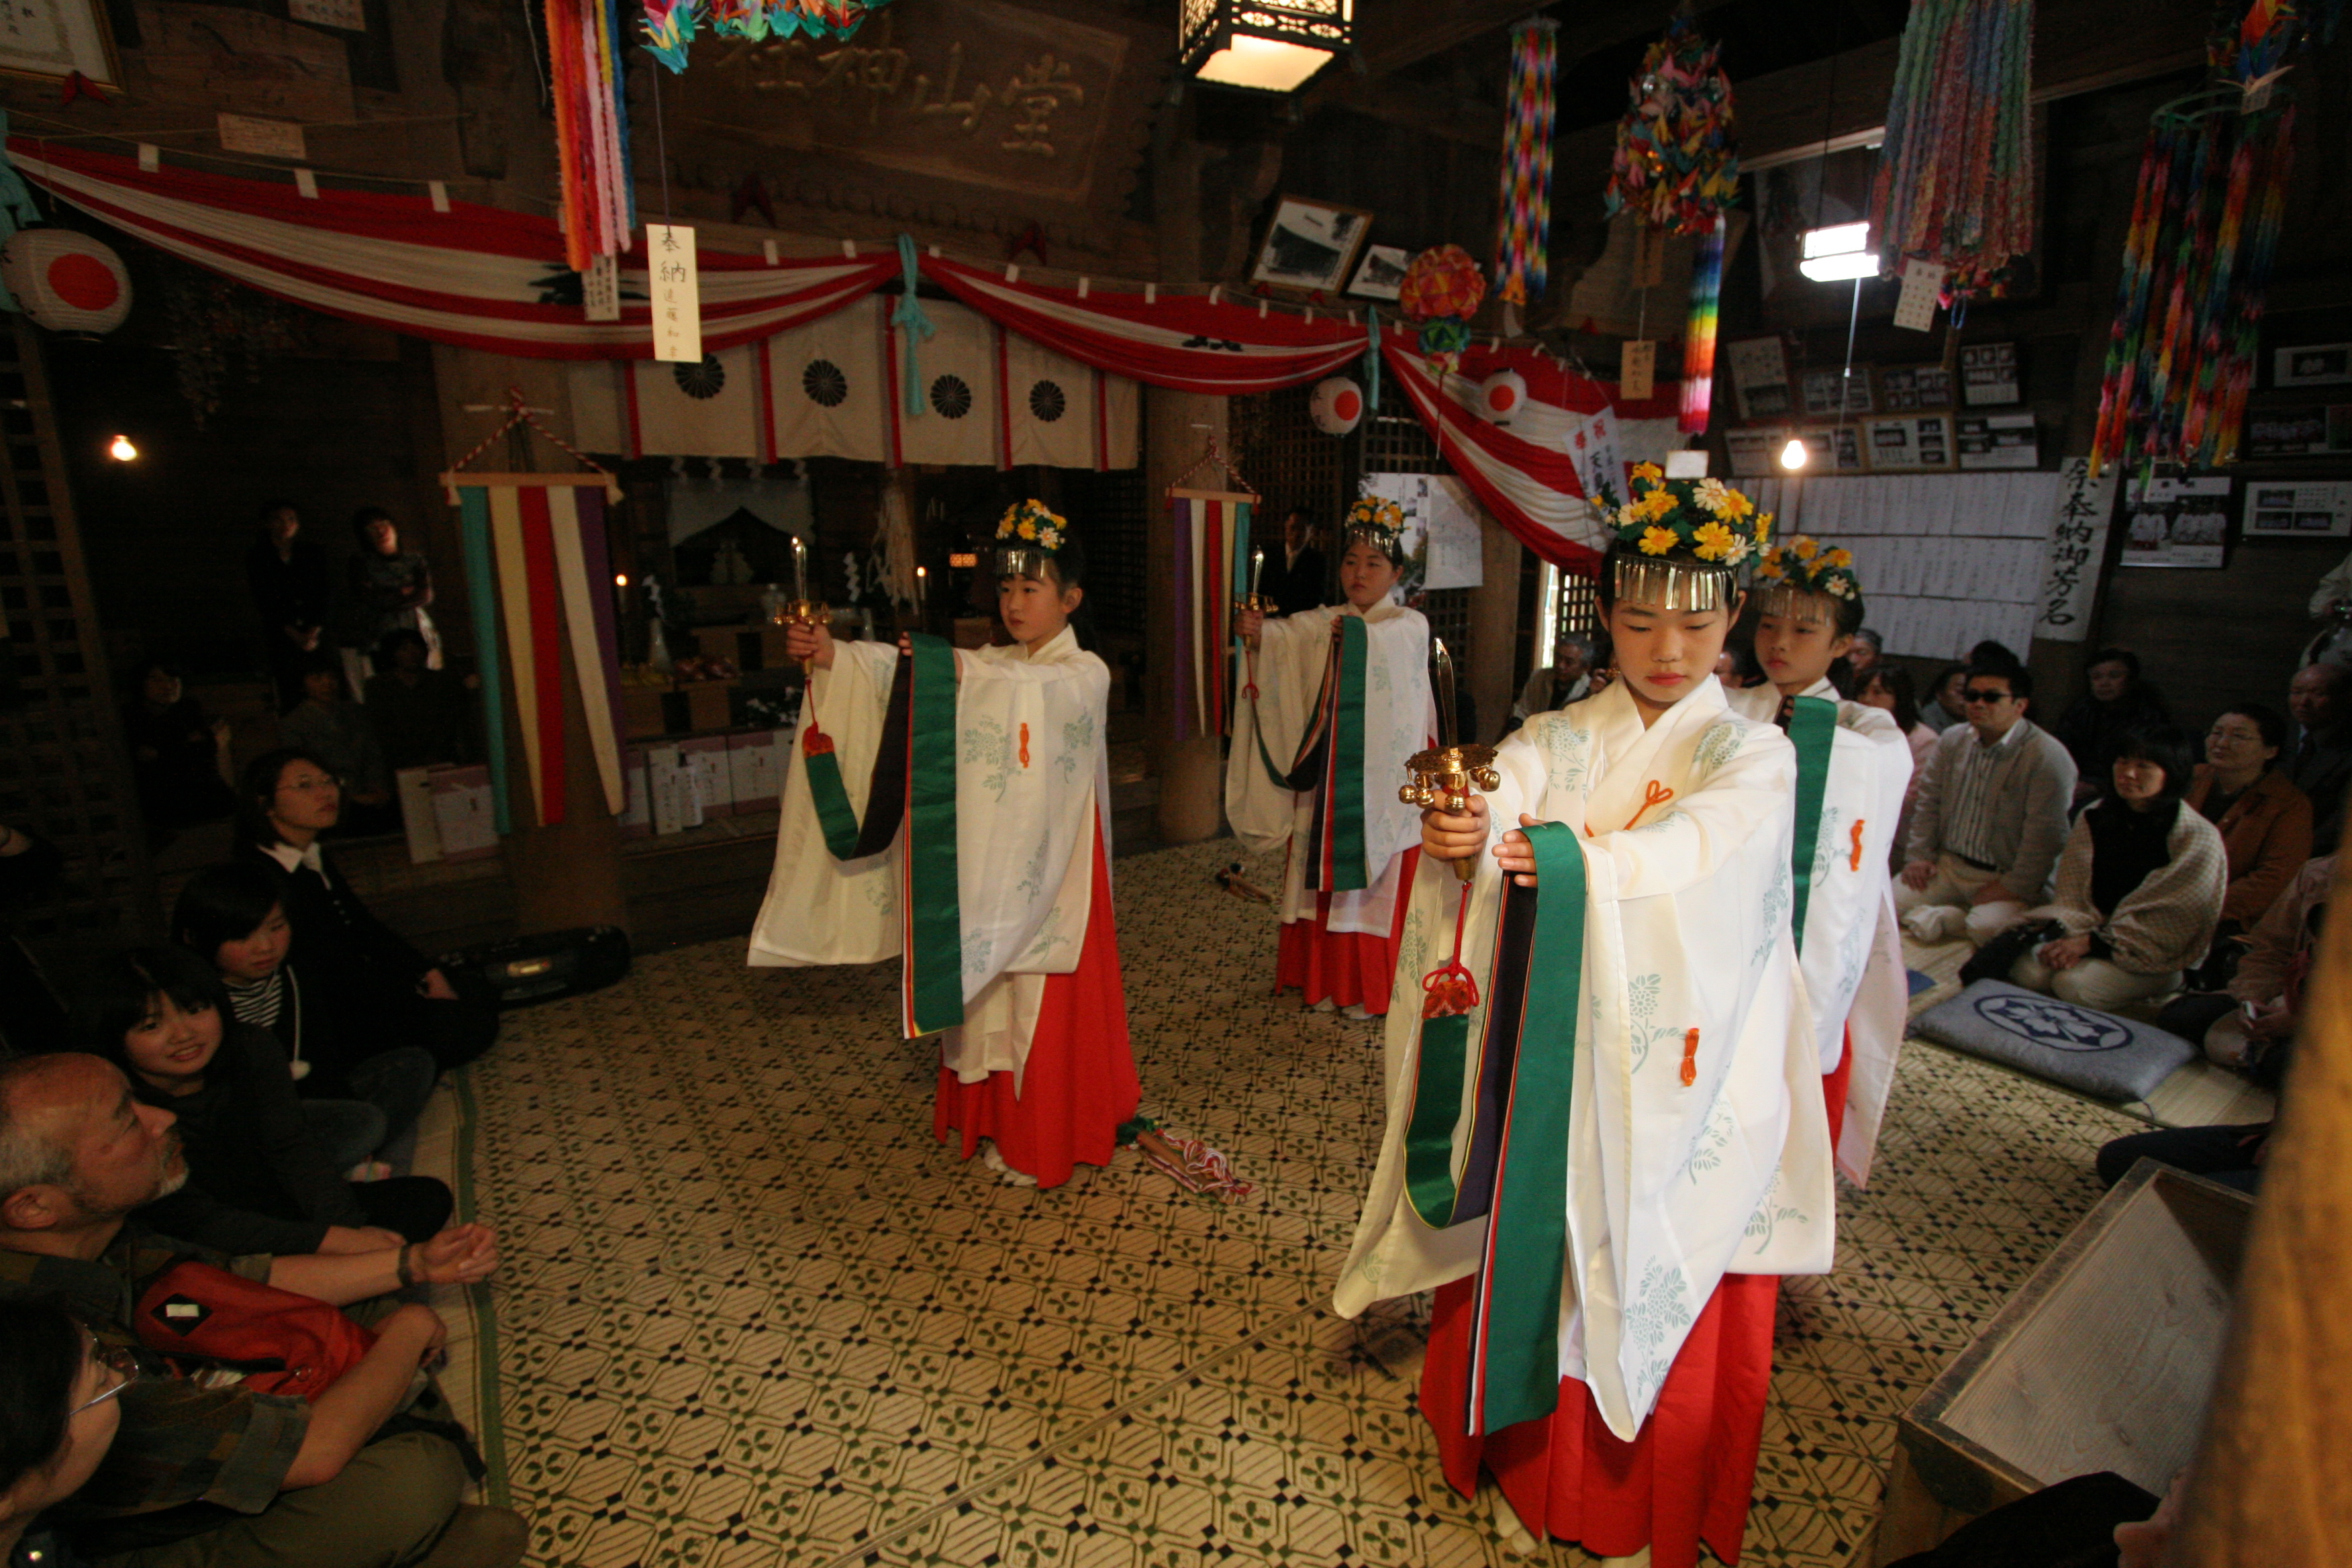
1753, 535, 1861, 619
993, 498, 1068, 579
1343, 495, 1407, 562
1606, 464, 1772, 611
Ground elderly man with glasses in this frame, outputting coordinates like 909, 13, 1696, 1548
1896, 663, 2079, 947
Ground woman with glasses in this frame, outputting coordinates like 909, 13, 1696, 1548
233, 750, 498, 1075
0, 1302, 131, 1568
2183, 705, 2312, 979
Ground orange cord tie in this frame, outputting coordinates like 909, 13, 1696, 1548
1019, 722, 1031, 769
1622, 780, 1675, 831
1849, 818, 1867, 871
1679, 1027, 1700, 1087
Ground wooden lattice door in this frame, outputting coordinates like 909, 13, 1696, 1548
0, 318, 154, 973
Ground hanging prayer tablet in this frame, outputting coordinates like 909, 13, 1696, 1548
1894, 258, 1947, 332
1621, 339, 1657, 400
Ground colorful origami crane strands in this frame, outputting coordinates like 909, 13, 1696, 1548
639, 0, 894, 70
1604, 15, 1738, 437
547, 0, 636, 273
2089, 0, 2304, 471
1492, 18, 1559, 309
1868, 0, 2037, 302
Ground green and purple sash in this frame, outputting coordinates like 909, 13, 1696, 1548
799, 634, 965, 1036
1258, 614, 1369, 892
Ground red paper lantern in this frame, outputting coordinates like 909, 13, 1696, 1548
1308, 375, 1364, 435
1, 230, 132, 336
1479, 369, 1528, 424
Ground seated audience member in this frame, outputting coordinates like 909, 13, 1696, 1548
1859, 665, 1941, 863
235, 750, 499, 1073
1, 823, 69, 1057
123, 661, 238, 835
2054, 648, 2171, 805
1898, 665, 2079, 946
1508, 633, 1595, 729
78, 946, 453, 1251
362, 629, 473, 773
347, 507, 441, 665
1967, 638, 2025, 674
0, 1053, 522, 1568
2155, 852, 2332, 1082
1840, 626, 1884, 693
0, 1298, 130, 1568
277, 657, 395, 836
2184, 703, 2312, 985
1917, 663, 1971, 732
2004, 725, 2226, 1012
172, 860, 438, 1146
2285, 658, 2352, 854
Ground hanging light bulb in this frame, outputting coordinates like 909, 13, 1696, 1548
107, 434, 137, 462
1779, 437, 1810, 470
614, 572, 629, 587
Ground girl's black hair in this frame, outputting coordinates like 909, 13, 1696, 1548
1340, 527, 1408, 570
234, 748, 336, 849
73, 945, 228, 1063
2113, 722, 2197, 803
172, 859, 291, 959
0, 1299, 84, 1500
1593, 542, 1737, 612
2218, 700, 2290, 754
1864, 665, 1922, 734
350, 505, 395, 544
998, 534, 1098, 652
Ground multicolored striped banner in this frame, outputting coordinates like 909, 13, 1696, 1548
448, 474, 628, 832
1493, 18, 1559, 308
1169, 490, 1254, 741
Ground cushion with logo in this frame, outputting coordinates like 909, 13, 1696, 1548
1910, 979, 2197, 1102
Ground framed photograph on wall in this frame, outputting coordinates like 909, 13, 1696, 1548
1801, 368, 1873, 418
1345, 244, 1410, 301
2274, 344, 2352, 387
1960, 342, 2021, 405
1876, 363, 1954, 410
1862, 414, 1953, 471
1249, 196, 1373, 296
0, 0, 121, 89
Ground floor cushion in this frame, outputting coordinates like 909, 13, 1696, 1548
1910, 979, 2197, 1102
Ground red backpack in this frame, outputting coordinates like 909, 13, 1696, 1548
133, 1261, 376, 1402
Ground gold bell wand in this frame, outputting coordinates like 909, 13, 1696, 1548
786, 535, 828, 677
1400, 638, 1501, 884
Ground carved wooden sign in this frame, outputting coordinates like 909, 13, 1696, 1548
671, 0, 1134, 208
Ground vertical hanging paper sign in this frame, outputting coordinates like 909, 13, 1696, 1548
647, 224, 701, 364
1632, 222, 1666, 289
583, 253, 621, 322
1620, 339, 1657, 401
1893, 258, 1947, 332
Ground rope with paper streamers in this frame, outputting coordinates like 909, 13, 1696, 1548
640, 0, 895, 69
1606, 14, 1738, 436
547, 0, 636, 274
1867, 0, 2037, 303
1493, 19, 1559, 309
2089, 0, 2304, 473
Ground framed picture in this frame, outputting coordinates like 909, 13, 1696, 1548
1345, 244, 1410, 301
1955, 411, 2038, 469
1876, 364, 1954, 410
1794, 425, 1865, 473
0, 0, 121, 89
1862, 414, 1953, 472
1249, 196, 1373, 295
1727, 336, 1792, 422
1960, 342, 2021, 405
1800, 368, 1873, 418
2274, 344, 2352, 388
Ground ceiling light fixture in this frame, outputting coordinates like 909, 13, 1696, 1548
1799, 222, 1877, 282
1179, 0, 1353, 94
107, 434, 137, 462
1780, 436, 1810, 470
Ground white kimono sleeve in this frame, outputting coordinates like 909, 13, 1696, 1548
747, 640, 901, 968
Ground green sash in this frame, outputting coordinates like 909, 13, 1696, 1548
798, 636, 965, 1036
1258, 616, 1369, 892
1785, 695, 1838, 952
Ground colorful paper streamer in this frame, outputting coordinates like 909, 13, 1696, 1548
1493, 19, 1559, 308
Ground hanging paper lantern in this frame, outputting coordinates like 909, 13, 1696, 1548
1398, 245, 1486, 373
1477, 369, 1528, 425
1308, 375, 1364, 435
0, 229, 131, 336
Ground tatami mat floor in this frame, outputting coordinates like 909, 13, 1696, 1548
447, 839, 2159, 1567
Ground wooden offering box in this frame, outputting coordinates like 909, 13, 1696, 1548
1870, 1161, 2253, 1563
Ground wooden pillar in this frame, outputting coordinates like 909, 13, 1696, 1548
428, 345, 629, 936
1467, 528, 1523, 746
1144, 387, 1227, 845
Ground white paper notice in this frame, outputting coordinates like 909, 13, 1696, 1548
1894, 258, 1947, 332
1620, 339, 1656, 401
647, 223, 701, 364
583, 253, 621, 323
217, 113, 307, 161
1363, 473, 1485, 591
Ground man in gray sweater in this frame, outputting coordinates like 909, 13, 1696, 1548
1897, 664, 2079, 946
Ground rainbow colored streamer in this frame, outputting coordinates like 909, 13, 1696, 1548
1493, 18, 1559, 308
548, 0, 637, 274
1868, 0, 2037, 301
1679, 221, 1725, 436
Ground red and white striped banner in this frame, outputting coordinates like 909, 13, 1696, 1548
9, 138, 890, 358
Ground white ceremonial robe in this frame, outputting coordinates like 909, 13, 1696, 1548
1224, 599, 1436, 936
746, 626, 1113, 1087
1727, 676, 1914, 1185
1334, 675, 1836, 1440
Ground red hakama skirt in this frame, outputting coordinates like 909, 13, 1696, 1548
933, 826, 1139, 1190
1422, 1270, 1779, 1568
1822, 1024, 1853, 1150
1274, 847, 1420, 1016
